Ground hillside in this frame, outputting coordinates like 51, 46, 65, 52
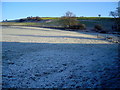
1, 17, 116, 33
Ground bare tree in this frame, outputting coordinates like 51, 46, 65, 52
60, 11, 78, 28
110, 1, 120, 32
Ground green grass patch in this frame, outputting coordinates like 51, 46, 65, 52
77, 17, 113, 20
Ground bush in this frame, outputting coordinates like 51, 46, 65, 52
19, 19, 26, 22
94, 24, 103, 31
78, 24, 86, 30
99, 30, 107, 33
69, 24, 86, 30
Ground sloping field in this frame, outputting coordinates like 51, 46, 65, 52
2, 26, 120, 88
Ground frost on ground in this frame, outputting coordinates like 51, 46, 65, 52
2, 26, 120, 88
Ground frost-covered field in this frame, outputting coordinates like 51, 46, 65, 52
2, 26, 120, 88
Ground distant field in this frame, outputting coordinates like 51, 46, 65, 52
41, 17, 113, 20
77, 17, 113, 20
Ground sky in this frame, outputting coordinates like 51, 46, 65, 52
1, 2, 118, 21
1, 0, 119, 2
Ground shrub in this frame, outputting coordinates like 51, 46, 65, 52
19, 19, 26, 22
69, 24, 86, 30
78, 24, 86, 30
94, 24, 103, 31
99, 30, 107, 33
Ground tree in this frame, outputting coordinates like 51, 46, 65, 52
98, 14, 101, 17
110, 9, 119, 18
110, 1, 120, 32
60, 11, 78, 28
35, 16, 42, 21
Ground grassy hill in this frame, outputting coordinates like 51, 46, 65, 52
1, 17, 115, 32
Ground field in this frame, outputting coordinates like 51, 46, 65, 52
1, 17, 120, 88
2, 26, 120, 88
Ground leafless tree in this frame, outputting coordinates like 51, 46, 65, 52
110, 1, 120, 32
60, 11, 78, 28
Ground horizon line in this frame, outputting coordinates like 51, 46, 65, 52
1, 16, 113, 21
